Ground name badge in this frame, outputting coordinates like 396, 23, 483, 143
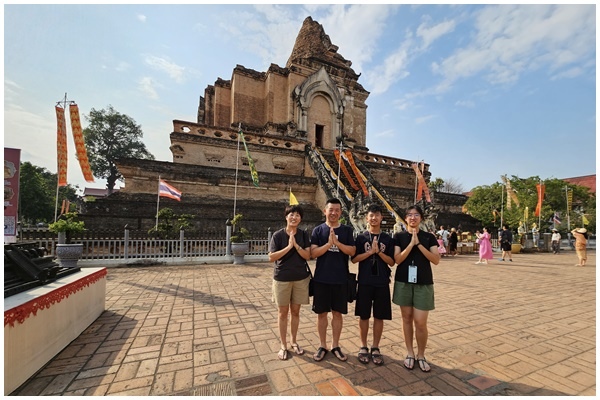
408, 262, 417, 283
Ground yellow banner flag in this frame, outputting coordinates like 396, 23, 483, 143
69, 104, 95, 182
582, 214, 589, 225
289, 190, 299, 205
55, 105, 68, 186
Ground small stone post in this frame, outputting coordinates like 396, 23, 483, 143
226, 219, 232, 257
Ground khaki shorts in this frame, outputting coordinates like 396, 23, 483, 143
392, 281, 435, 311
272, 276, 310, 306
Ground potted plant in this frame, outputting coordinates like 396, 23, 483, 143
230, 213, 251, 264
49, 212, 86, 268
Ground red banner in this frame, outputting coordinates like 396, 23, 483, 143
344, 150, 369, 197
4, 148, 21, 243
69, 104, 95, 182
535, 183, 545, 217
56, 106, 68, 186
334, 149, 359, 191
412, 162, 431, 202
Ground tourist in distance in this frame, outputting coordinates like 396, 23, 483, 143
436, 225, 449, 249
551, 228, 562, 254
499, 225, 513, 261
448, 227, 458, 256
351, 204, 395, 366
475, 227, 494, 264
268, 205, 312, 360
571, 228, 588, 266
393, 205, 440, 373
310, 198, 356, 362
436, 234, 447, 257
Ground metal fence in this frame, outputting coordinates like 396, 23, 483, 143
19, 228, 270, 262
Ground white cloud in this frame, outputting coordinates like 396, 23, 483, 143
455, 100, 475, 108
143, 55, 185, 83
138, 77, 159, 100
137, 14, 146, 22
415, 114, 436, 124
433, 4, 595, 88
416, 18, 456, 50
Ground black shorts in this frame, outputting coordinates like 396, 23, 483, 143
501, 241, 512, 251
312, 281, 348, 314
355, 284, 392, 320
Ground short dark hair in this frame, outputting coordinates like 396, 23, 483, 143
326, 198, 342, 206
366, 204, 383, 214
284, 205, 304, 219
405, 204, 424, 217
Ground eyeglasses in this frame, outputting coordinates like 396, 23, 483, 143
406, 213, 421, 218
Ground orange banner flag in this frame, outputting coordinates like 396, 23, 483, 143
534, 183, 545, 217
69, 104, 95, 182
412, 162, 431, 202
56, 106, 68, 186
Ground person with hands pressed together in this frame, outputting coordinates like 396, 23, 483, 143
310, 198, 356, 362
392, 205, 440, 373
268, 205, 312, 361
351, 204, 395, 365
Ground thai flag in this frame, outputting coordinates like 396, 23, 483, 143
159, 179, 182, 201
553, 212, 561, 225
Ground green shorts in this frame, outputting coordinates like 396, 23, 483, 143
392, 281, 435, 311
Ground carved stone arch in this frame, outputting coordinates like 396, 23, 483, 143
294, 67, 345, 149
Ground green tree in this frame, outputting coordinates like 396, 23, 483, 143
83, 105, 155, 194
428, 177, 464, 194
464, 175, 596, 233
148, 207, 195, 239
19, 162, 79, 224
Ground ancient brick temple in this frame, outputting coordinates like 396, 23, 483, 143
82, 16, 475, 235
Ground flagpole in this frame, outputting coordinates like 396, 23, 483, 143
336, 137, 342, 197
155, 175, 161, 230
500, 176, 504, 228
233, 123, 241, 219
565, 186, 570, 231
538, 179, 542, 229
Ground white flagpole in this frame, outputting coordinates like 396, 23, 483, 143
233, 123, 241, 219
155, 175, 161, 230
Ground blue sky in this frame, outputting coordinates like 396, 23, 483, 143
4, 4, 596, 194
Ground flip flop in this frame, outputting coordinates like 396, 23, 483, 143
278, 348, 288, 360
291, 343, 305, 355
331, 347, 348, 362
357, 347, 370, 364
403, 355, 415, 370
370, 347, 384, 366
417, 357, 431, 372
313, 347, 328, 362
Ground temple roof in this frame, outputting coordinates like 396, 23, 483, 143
286, 16, 359, 78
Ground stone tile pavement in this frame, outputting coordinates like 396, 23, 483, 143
11, 250, 595, 396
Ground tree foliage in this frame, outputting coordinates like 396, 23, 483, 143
148, 207, 195, 239
19, 161, 79, 224
464, 175, 595, 234
428, 177, 465, 194
83, 105, 155, 194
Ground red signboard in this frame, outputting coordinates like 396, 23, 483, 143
4, 148, 21, 243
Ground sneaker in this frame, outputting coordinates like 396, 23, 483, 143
475, 262, 481, 264
498, 258, 505, 261
509, 259, 513, 262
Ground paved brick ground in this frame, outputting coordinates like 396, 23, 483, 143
11, 250, 595, 396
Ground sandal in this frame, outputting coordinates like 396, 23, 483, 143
370, 347, 384, 366
291, 343, 304, 355
278, 348, 288, 361
313, 346, 328, 362
357, 347, 370, 364
403, 355, 415, 370
417, 357, 431, 372
331, 347, 348, 362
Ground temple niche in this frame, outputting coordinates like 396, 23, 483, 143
82, 16, 475, 234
